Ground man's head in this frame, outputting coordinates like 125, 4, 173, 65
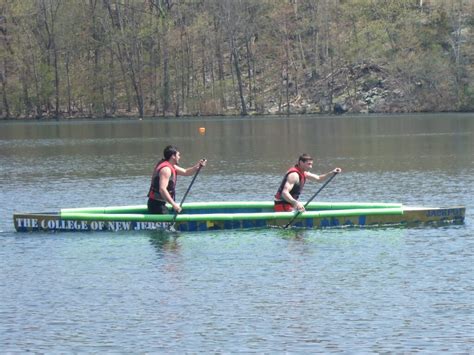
298, 153, 313, 171
163, 145, 180, 163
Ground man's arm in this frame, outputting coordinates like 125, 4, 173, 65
281, 172, 305, 212
159, 167, 181, 213
306, 167, 342, 182
175, 159, 207, 176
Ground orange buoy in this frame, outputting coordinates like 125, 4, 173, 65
199, 127, 206, 135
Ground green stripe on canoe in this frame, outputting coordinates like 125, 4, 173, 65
61, 201, 403, 214
60, 207, 403, 222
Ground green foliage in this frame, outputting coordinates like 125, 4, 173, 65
461, 84, 474, 111
36, 62, 54, 103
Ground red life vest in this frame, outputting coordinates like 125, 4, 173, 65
147, 160, 177, 202
274, 165, 306, 202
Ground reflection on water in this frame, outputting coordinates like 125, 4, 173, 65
148, 231, 181, 255
273, 228, 308, 242
1, 114, 473, 179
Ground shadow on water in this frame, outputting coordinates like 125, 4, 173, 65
147, 230, 181, 255
273, 227, 308, 241
273, 225, 410, 246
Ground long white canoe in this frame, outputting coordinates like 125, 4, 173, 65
13, 201, 466, 232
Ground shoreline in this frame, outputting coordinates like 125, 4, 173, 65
1, 110, 473, 122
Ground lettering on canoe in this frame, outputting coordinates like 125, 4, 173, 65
15, 217, 170, 231
425, 208, 463, 218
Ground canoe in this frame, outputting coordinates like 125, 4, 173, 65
13, 201, 465, 232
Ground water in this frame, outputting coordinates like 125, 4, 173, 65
1, 114, 473, 352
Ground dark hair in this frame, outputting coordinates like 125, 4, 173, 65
298, 153, 313, 162
163, 145, 179, 160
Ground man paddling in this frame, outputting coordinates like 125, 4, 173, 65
274, 154, 341, 212
148, 145, 207, 214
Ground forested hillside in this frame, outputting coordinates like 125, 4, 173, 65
1, 0, 473, 119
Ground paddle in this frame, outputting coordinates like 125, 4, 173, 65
169, 159, 206, 228
283, 171, 338, 229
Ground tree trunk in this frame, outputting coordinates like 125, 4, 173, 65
0, 65, 10, 118
108, 50, 117, 115
230, 36, 247, 116
162, 43, 170, 116
65, 53, 72, 115
214, 17, 226, 110
245, 37, 253, 110
53, 38, 60, 118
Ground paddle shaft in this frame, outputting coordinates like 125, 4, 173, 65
283, 172, 338, 229
171, 162, 204, 225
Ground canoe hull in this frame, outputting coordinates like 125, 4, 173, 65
13, 203, 465, 232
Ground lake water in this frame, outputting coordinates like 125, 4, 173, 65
1, 113, 473, 352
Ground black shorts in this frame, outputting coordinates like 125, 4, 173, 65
147, 199, 169, 214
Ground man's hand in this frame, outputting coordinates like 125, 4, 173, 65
294, 201, 305, 212
172, 202, 182, 213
